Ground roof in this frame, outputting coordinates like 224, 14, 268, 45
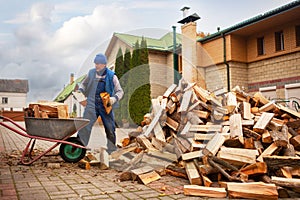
199, 0, 300, 43
113, 32, 182, 51
54, 75, 86, 102
0, 79, 29, 93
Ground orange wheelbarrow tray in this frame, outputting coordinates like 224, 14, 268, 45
0, 115, 89, 165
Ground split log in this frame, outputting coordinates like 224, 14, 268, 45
189, 124, 222, 133
259, 101, 277, 113
253, 92, 270, 105
263, 155, 300, 169
194, 133, 229, 141
257, 143, 279, 162
143, 107, 163, 137
186, 112, 203, 125
283, 144, 296, 157
178, 90, 192, 112
124, 151, 144, 171
138, 171, 161, 185
192, 110, 210, 119
166, 117, 179, 131
227, 182, 278, 200
217, 146, 259, 166
182, 150, 202, 161
136, 135, 155, 150
193, 85, 209, 103
147, 149, 177, 163
183, 185, 227, 198
242, 101, 252, 120
202, 133, 225, 156
230, 113, 244, 144
110, 143, 137, 160
201, 174, 213, 187
244, 137, 255, 149
254, 140, 264, 154
165, 164, 187, 179
163, 84, 177, 98
243, 127, 262, 141
153, 123, 165, 142
131, 165, 154, 181
253, 112, 275, 134
290, 135, 300, 151
262, 130, 273, 144
278, 104, 300, 119
239, 162, 268, 176
271, 176, 300, 188
269, 125, 289, 147
184, 161, 202, 185
151, 137, 165, 151
198, 164, 219, 175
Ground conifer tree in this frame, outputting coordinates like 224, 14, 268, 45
114, 48, 124, 125
129, 38, 151, 125
120, 48, 131, 125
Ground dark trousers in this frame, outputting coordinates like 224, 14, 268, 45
77, 102, 117, 154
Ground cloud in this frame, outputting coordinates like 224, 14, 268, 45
47, 4, 131, 53
0, 2, 134, 103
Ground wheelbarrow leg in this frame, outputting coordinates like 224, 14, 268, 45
21, 139, 61, 165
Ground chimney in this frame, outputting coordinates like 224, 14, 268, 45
181, 6, 190, 18
70, 73, 74, 84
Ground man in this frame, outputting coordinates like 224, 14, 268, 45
77, 53, 124, 154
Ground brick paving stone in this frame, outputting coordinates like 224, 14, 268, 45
121, 192, 142, 199
87, 188, 102, 195
133, 189, 162, 198
108, 192, 129, 200
82, 194, 112, 199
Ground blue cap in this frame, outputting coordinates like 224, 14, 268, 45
94, 53, 107, 64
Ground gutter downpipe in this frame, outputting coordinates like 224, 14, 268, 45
222, 32, 230, 92
172, 26, 179, 84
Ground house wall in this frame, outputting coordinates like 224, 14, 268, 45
197, 12, 300, 100
0, 92, 27, 111
149, 51, 174, 98
247, 19, 300, 63
106, 39, 131, 69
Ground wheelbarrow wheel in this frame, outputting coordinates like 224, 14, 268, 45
59, 137, 86, 163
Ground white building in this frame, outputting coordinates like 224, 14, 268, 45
0, 79, 29, 111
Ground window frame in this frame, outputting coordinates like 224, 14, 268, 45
275, 31, 284, 51
2, 97, 8, 104
257, 37, 265, 56
296, 25, 300, 47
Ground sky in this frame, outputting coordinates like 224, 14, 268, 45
0, 0, 295, 103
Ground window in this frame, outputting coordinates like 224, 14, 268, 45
257, 37, 265, 55
259, 86, 277, 101
2, 97, 8, 104
275, 31, 284, 51
296, 25, 300, 47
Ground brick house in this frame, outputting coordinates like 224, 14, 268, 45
180, 1, 300, 104
105, 32, 182, 98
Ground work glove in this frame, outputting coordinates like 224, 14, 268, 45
109, 97, 117, 106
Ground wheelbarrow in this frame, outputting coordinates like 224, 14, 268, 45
0, 115, 89, 165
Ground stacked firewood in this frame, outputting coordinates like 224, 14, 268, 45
25, 101, 69, 119
113, 79, 300, 199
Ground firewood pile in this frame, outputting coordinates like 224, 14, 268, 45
112, 79, 300, 199
25, 101, 69, 119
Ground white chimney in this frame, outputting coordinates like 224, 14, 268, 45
181, 6, 190, 18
